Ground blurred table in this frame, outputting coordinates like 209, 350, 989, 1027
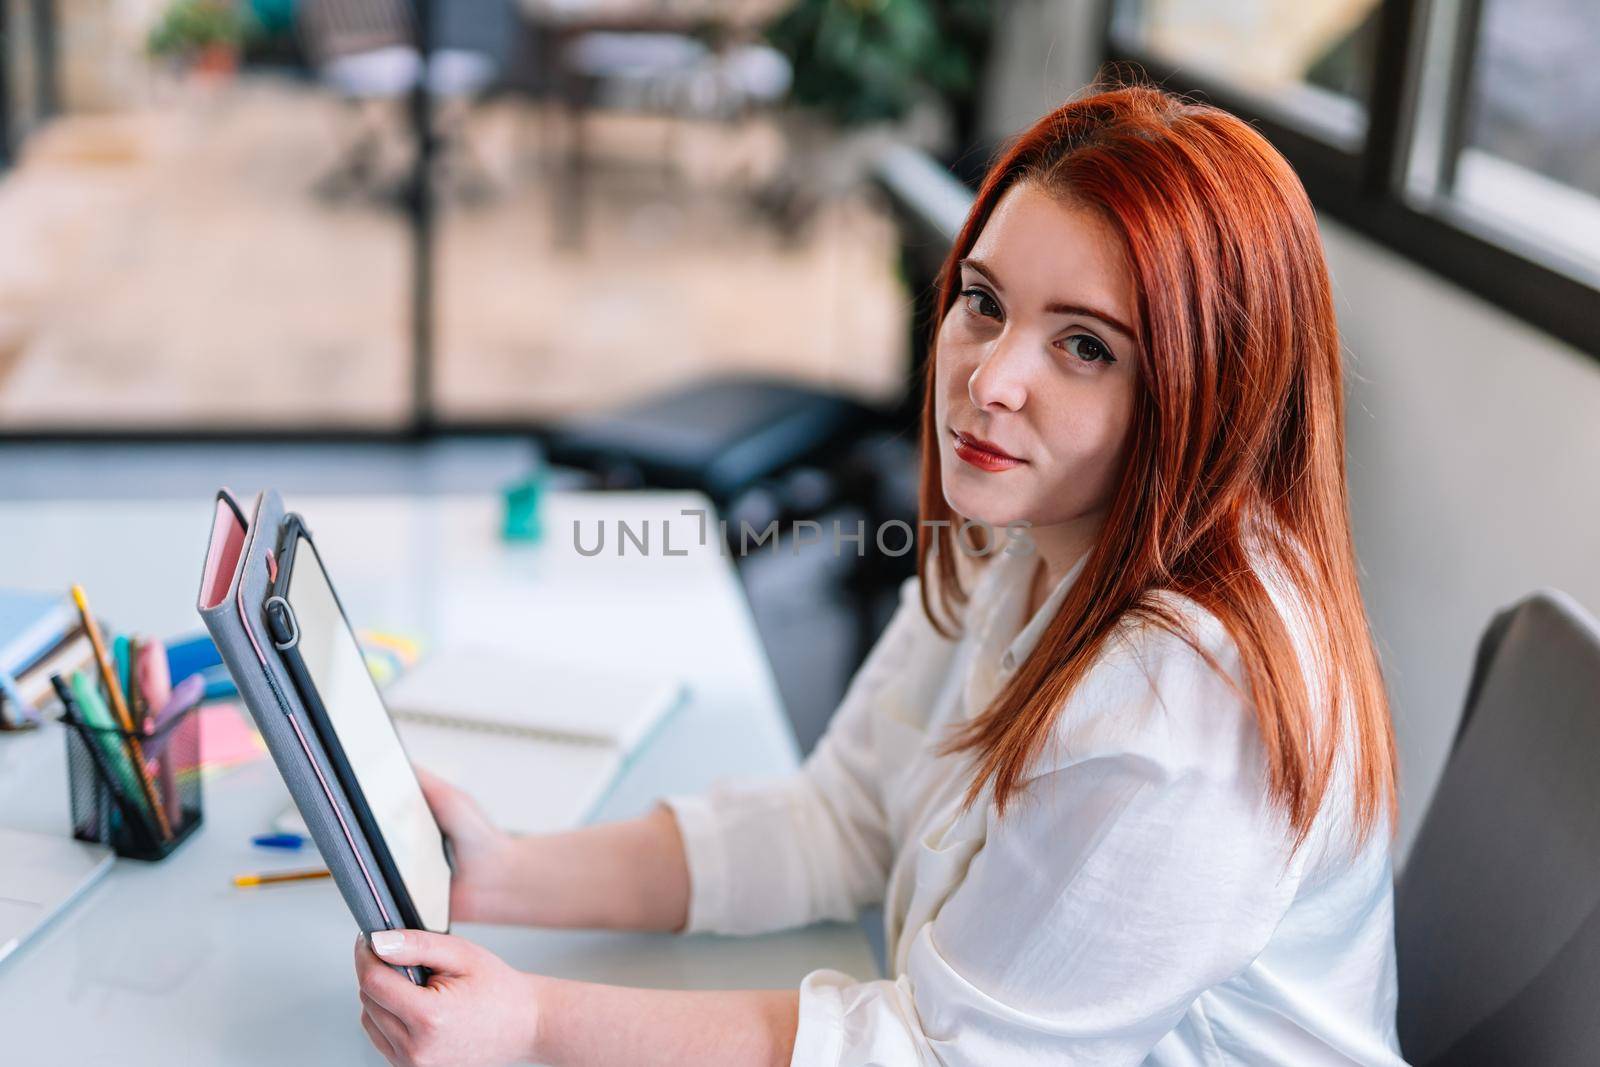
516, 0, 787, 244
0, 490, 875, 1064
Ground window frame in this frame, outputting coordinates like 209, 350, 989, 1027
1102, 0, 1600, 364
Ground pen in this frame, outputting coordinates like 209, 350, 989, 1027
233, 867, 331, 888
70, 585, 173, 840
251, 833, 307, 851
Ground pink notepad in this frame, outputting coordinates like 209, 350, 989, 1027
191, 703, 267, 777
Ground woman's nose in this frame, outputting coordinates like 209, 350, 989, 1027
967, 336, 1029, 413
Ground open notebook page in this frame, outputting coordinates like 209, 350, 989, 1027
380, 646, 685, 749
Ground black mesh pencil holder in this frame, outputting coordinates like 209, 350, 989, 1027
63, 702, 204, 861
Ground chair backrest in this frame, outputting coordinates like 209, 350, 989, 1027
1396, 590, 1600, 1065
299, 0, 416, 64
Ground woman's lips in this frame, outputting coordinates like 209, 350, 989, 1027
951, 430, 1025, 472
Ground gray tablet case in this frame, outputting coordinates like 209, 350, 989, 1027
197, 489, 426, 978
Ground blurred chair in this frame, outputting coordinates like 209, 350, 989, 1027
1395, 590, 1600, 1065
543, 373, 912, 662
543, 375, 883, 514
300, 0, 506, 201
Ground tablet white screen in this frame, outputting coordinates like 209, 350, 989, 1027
287, 549, 450, 932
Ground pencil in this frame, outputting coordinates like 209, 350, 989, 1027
70, 585, 174, 840
233, 867, 332, 888
127, 635, 146, 731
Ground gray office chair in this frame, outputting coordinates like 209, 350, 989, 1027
1395, 590, 1600, 1065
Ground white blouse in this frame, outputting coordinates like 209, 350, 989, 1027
665, 542, 1406, 1066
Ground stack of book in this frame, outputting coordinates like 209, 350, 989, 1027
0, 590, 94, 729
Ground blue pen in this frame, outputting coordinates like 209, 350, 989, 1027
251, 833, 306, 851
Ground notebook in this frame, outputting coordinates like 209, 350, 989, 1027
0, 591, 77, 674
0, 591, 80, 725
9, 631, 92, 717
278, 646, 686, 837
0, 828, 113, 968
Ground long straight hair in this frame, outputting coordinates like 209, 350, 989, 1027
919, 85, 1397, 847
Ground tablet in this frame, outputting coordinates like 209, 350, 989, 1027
261, 513, 451, 936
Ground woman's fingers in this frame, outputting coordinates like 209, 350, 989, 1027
413, 764, 448, 802
369, 928, 480, 976
356, 934, 426, 1016
362, 991, 411, 1043
361, 1006, 402, 1066
414, 764, 492, 840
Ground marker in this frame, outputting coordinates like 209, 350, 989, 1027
251, 833, 306, 851
145, 673, 206, 736
136, 638, 172, 720
233, 867, 331, 888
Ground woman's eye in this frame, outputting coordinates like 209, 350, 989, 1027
1061, 333, 1116, 364
960, 288, 1002, 320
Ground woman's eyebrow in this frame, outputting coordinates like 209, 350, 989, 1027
1042, 300, 1139, 344
962, 256, 1138, 343
959, 257, 1004, 290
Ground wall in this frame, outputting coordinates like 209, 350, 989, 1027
1323, 219, 1600, 858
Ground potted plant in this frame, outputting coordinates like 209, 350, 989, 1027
768, 0, 992, 142
147, 0, 252, 79
757, 0, 992, 232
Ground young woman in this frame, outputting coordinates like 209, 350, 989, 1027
353, 85, 1405, 1066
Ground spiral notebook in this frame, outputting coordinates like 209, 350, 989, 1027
278, 645, 686, 837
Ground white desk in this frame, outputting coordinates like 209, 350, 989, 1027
0, 492, 876, 1063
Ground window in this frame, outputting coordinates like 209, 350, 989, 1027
1105, 0, 1600, 361
1109, 0, 1384, 148
1405, 0, 1600, 285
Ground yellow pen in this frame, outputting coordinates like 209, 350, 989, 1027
70, 584, 173, 840
233, 867, 332, 888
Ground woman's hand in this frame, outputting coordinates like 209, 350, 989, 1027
414, 766, 517, 924
355, 929, 544, 1067
355, 930, 801, 1067
415, 762, 691, 932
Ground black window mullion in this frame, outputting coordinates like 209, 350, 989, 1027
0, 0, 12, 170
1435, 0, 1485, 195
30, 0, 57, 122
1361, 0, 1421, 198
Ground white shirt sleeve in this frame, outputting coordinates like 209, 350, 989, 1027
664, 578, 947, 935
789, 610, 1311, 1066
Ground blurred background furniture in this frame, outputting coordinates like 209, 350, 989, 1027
517, 0, 794, 245
1395, 590, 1600, 1065
543, 372, 914, 673
300, 0, 508, 200
545, 374, 884, 532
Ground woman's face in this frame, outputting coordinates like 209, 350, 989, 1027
934, 182, 1141, 547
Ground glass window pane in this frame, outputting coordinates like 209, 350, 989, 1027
1111, 0, 1382, 147
432, 22, 909, 423
0, 12, 414, 431
1445, 0, 1600, 281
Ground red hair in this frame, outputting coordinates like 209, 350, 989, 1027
919, 84, 1397, 847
